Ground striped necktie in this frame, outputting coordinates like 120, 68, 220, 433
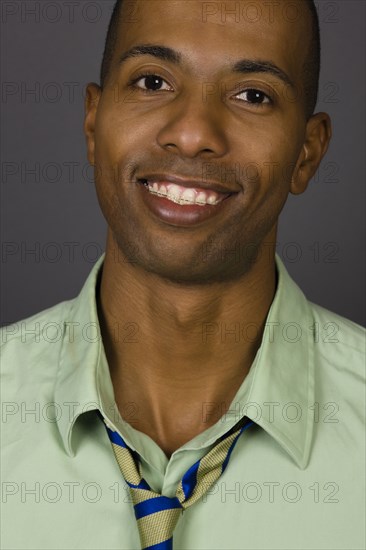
101, 414, 254, 550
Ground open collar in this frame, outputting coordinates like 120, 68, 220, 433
55, 253, 314, 469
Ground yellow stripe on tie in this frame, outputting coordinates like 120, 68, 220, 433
138, 508, 182, 548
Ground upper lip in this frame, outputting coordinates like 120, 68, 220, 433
137, 173, 240, 195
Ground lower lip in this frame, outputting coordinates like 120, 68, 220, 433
138, 183, 235, 227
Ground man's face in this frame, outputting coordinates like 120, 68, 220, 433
86, 0, 326, 284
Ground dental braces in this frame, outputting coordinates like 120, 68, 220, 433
147, 187, 218, 206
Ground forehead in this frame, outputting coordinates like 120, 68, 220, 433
117, 0, 311, 80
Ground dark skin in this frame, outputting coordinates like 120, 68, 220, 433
84, 0, 331, 457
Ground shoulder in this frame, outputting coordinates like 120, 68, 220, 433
0, 299, 74, 387
308, 301, 365, 381
1, 299, 73, 346
310, 301, 365, 351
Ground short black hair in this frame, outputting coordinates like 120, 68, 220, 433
303, 0, 321, 118
100, 0, 320, 119
100, 0, 123, 89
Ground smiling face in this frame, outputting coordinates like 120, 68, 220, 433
85, 0, 331, 285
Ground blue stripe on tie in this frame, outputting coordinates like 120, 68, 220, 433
125, 477, 151, 491
137, 479, 151, 490
180, 459, 199, 500
106, 426, 128, 448
144, 540, 173, 550
134, 496, 181, 520
221, 420, 254, 473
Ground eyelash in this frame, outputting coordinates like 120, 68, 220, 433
128, 71, 173, 93
127, 71, 273, 105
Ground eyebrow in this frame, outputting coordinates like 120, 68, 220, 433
119, 44, 181, 67
232, 59, 293, 88
118, 44, 294, 88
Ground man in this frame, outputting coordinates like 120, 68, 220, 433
1, 1, 365, 549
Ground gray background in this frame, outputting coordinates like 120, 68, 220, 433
1, 0, 365, 327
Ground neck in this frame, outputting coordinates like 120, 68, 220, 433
97, 231, 277, 455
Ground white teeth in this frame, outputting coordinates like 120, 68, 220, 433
145, 181, 222, 206
196, 192, 207, 204
167, 184, 182, 202
207, 195, 218, 205
181, 188, 196, 203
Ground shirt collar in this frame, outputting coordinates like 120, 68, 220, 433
55, 253, 314, 469
55, 253, 114, 456
241, 254, 315, 470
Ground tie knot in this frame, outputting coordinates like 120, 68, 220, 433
100, 412, 255, 549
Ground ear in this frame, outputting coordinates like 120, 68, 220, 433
290, 112, 332, 195
84, 83, 102, 165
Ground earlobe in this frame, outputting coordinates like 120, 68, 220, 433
290, 112, 332, 195
84, 83, 102, 166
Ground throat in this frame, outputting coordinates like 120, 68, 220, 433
111, 367, 249, 456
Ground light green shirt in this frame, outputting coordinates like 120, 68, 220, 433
1, 254, 365, 550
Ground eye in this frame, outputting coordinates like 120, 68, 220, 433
235, 88, 272, 105
130, 73, 173, 92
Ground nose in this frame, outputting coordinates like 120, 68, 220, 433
156, 89, 229, 159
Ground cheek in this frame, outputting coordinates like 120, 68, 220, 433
95, 113, 125, 165
259, 127, 304, 189
230, 109, 303, 169
232, 135, 299, 193
94, 95, 147, 164
230, 123, 303, 224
